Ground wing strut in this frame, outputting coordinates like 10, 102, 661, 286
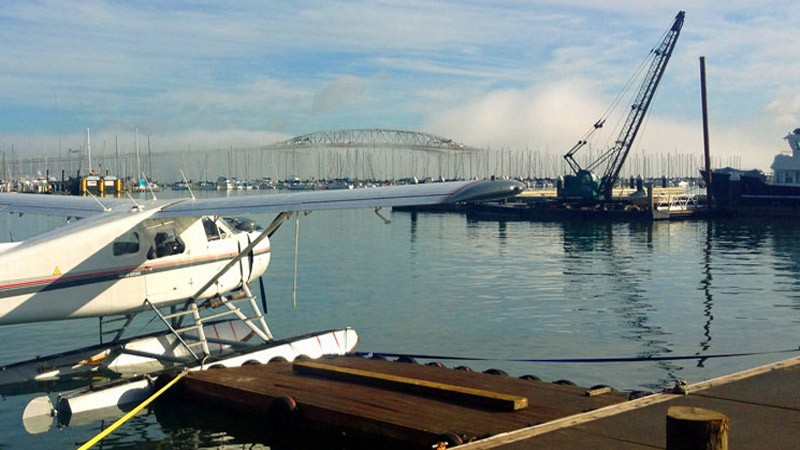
150, 211, 294, 356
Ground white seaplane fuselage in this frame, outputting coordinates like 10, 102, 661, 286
0, 207, 270, 325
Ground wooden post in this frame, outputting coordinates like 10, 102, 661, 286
700, 56, 713, 209
666, 406, 728, 450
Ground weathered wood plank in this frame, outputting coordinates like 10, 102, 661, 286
293, 360, 528, 411
462, 356, 800, 449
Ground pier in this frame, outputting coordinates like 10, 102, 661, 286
173, 354, 800, 448
396, 185, 709, 221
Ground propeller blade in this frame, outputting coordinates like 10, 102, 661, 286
259, 276, 267, 314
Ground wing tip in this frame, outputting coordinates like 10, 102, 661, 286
444, 178, 525, 204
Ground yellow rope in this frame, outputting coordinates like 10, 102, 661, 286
77, 370, 187, 450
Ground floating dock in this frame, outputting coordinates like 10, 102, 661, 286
394, 186, 708, 221
178, 356, 628, 448
175, 354, 800, 449
462, 356, 800, 449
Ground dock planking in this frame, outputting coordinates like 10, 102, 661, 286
178, 356, 628, 447
458, 356, 800, 449
292, 360, 528, 411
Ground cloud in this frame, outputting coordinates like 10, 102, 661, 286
425, 79, 607, 152
0, 128, 292, 158
312, 76, 369, 113
1, 1, 798, 175
766, 94, 800, 128
424, 77, 787, 173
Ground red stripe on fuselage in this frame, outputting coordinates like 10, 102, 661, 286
0, 247, 271, 292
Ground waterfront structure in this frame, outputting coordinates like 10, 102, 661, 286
770, 128, 800, 185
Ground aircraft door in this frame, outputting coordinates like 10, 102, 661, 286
196, 217, 247, 297
144, 226, 190, 303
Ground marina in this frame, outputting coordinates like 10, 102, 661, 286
0, 4, 797, 449
1, 201, 800, 448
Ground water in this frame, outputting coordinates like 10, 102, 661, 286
2, 190, 800, 448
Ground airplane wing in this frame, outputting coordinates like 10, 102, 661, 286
0, 179, 524, 219
153, 179, 525, 218
0, 192, 144, 217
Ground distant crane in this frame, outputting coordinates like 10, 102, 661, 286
563, 11, 685, 200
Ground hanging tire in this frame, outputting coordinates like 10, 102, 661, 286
454, 365, 472, 372
242, 360, 261, 366
519, 374, 541, 381
268, 356, 288, 364
483, 368, 508, 376
370, 354, 387, 361
208, 364, 225, 370
628, 390, 654, 400
434, 431, 463, 447
396, 356, 418, 364
553, 379, 576, 386
426, 361, 445, 368
153, 369, 184, 401
266, 395, 298, 433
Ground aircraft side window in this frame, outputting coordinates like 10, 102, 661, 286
113, 231, 140, 256
148, 229, 186, 259
203, 217, 221, 241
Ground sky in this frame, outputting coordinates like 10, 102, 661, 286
1, 0, 798, 173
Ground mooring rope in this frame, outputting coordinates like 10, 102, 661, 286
358, 346, 800, 364
76, 370, 186, 450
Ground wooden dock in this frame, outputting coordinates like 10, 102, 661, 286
459, 356, 800, 449
178, 356, 628, 448
176, 355, 800, 449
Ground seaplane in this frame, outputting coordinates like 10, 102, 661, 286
0, 178, 524, 432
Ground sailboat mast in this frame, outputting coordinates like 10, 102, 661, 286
115, 135, 120, 177
147, 135, 152, 181
135, 129, 142, 183
86, 128, 93, 174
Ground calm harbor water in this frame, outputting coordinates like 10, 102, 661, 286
1, 189, 800, 448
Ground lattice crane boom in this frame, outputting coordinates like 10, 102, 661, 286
598, 11, 685, 198
563, 11, 685, 200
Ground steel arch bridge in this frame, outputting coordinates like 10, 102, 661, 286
3, 128, 487, 183
264, 129, 481, 153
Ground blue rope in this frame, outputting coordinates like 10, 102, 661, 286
356, 346, 800, 364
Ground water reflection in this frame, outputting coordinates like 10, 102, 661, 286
560, 220, 679, 388
408, 211, 417, 245
767, 218, 800, 311
6, 203, 800, 448
497, 221, 507, 256
697, 220, 714, 367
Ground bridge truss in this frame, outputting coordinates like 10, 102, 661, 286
265, 129, 481, 153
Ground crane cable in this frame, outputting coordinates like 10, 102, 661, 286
76, 370, 187, 450
583, 25, 673, 171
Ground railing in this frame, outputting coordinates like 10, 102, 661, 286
655, 194, 701, 211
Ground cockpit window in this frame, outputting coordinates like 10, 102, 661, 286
147, 228, 186, 259
203, 217, 223, 241
223, 217, 259, 232
113, 231, 140, 256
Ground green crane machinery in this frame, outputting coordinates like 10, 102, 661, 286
562, 11, 685, 201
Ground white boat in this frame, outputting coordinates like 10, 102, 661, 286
770, 128, 800, 185
216, 177, 235, 190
